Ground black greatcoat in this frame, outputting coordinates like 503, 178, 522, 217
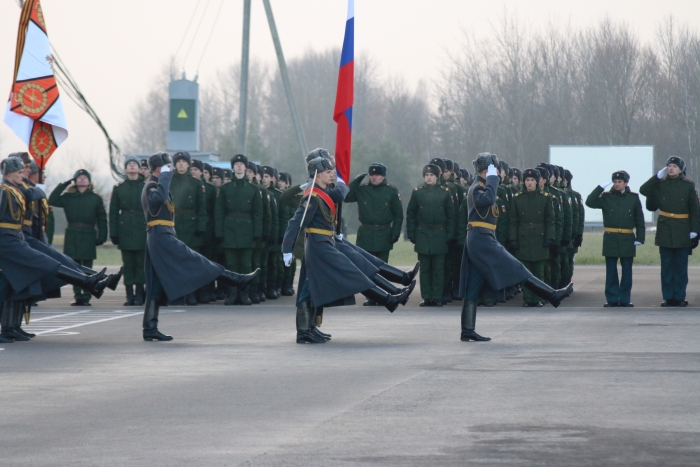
459, 175, 531, 297
0, 181, 59, 299
142, 171, 223, 304
282, 181, 374, 307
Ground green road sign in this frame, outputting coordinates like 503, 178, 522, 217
170, 99, 196, 131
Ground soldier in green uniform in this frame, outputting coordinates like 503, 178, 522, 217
223, 169, 233, 184
169, 151, 208, 305
49, 169, 108, 306
190, 159, 217, 303
271, 168, 291, 296
406, 164, 455, 307
553, 166, 573, 289
209, 167, 226, 299
586, 171, 645, 307
563, 169, 584, 286
215, 154, 263, 305
277, 172, 296, 296
261, 166, 281, 299
246, 162, 272, 303
511, 168, 522, 193
508, 169, 555, 307
640, 156, 700, 306
211, 167, 223, 188
109, 156, 147, 306
345, 163, 404, 306
202, 162, 213, 183
536, 164, 564, 288
140, 159, 151, 180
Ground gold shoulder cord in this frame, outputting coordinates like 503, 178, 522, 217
3, 185, 25, 222
469, 185, 498, 221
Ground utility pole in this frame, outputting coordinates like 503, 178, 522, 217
262, 0, 308, 160
237, 0, 251, 155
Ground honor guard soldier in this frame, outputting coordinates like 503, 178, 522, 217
141, 153, 259, 340
460, 154, 573, 342
191, 159, 218, 303
586, 171, 644, 307
49, 168, 108, 306
214, 154, 263, 305
345, 163, 404, 304
261, 166, 281, 299
407, 164, 455, 307
640, 156, 700, 306
169, 151, 208, 305
270, 167, 291, 296
109, 156, 147, 306
508, 169, 555, 306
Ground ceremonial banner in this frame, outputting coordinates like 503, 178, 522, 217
4, 0, 68, 169
333, 0, 354, 183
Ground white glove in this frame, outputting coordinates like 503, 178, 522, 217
283, 253, 293, 267
657, 167, 668, 179
486, 164, 498, 177
161, 165, 171, 173
691, 232, 698, 239
335, 233, 344, 241
634, 241, 642, 246
35, 183, 47, 193
299, 182, 309, 190
600, 181, 613, 189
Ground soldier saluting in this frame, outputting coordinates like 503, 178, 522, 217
586, 171, 644, 307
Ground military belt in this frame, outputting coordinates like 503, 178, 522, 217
120, 210, 143, 216
68, 223, 95, 229
604, 228, 634, 234
659, 210, 689, 219
226, 212, 251, 218
520, 222, 543, 228
306, 228, 334, 236
147, 220, 175, 228
361, 223, 391, 231
418, 222, 444, 230
175, 209, 196, 215
467, 222, 497, 231
23, 219, 33, 227
0, 222, 22, 230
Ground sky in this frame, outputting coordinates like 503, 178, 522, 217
1, 0, 700, 173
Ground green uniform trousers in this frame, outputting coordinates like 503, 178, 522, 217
367, 251, 390, 263
660, 247, 690, 301
266, 251, 280, 283
259, 250, 269, 284
418, 253, 445, 301
521, 259, 545, 304
224, 248, 253, 275
546, 251, 561, 288
252, 247, 263, 285
120, 250, 145, 286
558, 249, 570, 288
71, 259, 92, 302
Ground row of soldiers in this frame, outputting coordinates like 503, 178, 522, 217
393, 157, 584, 307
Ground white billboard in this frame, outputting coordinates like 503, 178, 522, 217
549, 146, 654, 224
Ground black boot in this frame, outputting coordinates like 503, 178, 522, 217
55, 265, 113, 299
296, 301, 327, 343
142, 300, 173, 341
460, 300, 491, 342
378, 262, 420, 287
281, 277, 295, 296
198, 285, 212, 304
218, 268, 261, 288
105, 267, 123, 291
224, 287, 239, 306
0, 303, 15, 343
185, 293, 198, 306
276, 278, 283, 296
308, 306, 331, 341
134, 284, 145, 306
258, 284, 267, 302
124, 285, 135, 306
361, 286, 411, 313
239, 286, 252, 306
266, 281, 279, 299
442, 285, 453, 304
14, 302, 34, 338
2, 302, 29, 342
215, 282, 226, 300
523, 276, 573, 308
249, 284, 261, 304
373, 274, 415, 306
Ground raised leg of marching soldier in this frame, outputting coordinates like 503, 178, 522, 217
224, 248, 253, 305
121, 250, 145, 306
520, 260, 545, 307
71, 259, 93, 306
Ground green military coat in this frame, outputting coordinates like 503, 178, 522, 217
640, 174, 700, 248
554, 184, 572, 243
48, 182, 107, 260
441, 177, 461, 240
544, 184, 564, 242
406, 183, 455, 255
170, 171, 207, 249
495, 184, 510, 245
345, 177, 403, 252
109, 177, 146, 251
202, 181, 218, 244
251, 181, 272, 248
508, 189, 555, 262
586, 185, 645, 258
270, 186, 291, 246
266, 186, 279, 252
214, 176, 263, 249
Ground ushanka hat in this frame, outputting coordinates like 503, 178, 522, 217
368, 163, 387, 177
307, 156, 335, 178
429, 158, 446, 174
535, 166, 550, 181
172, 151, 191, 166
230, 154, 248, 168
522, 168, 540, 183
666, 156, 685, 171
512, 168, 522, 182
1, 157, 24, 175
211, 167, 224, 178
73, 168, 92, 182
306, 148, 331, 163
612, 170, 630, 183
473, 152, 497, 173
191, 159, 204, 171
147, 152, 171, 172
423, 164, 441, 177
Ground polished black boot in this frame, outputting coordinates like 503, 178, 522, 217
105, 267, 123, 291
124, 285, 135, 306
442, 285, 453, 304
378, 262, 420, 287
258, 284, 267, 302
224, 287, 239, 306
2, 302, 29, 341
239, 286, 252, 306
215, 282, 226, 300
281, 278, 295, 296
142, 300, 173, 341
308, 306, 331, 341
361, 286, 411, 313
0, 303, 14, 343
134, 284, 145, 306
14, 302, 34, 338
296, 301, 327, 344
218, 268, 261, 288
249, 284, 261, 304
523, 276, 573, 308
460, 300, 491, 342
276, 278, 283, 296
266, 281, 279, 299
55, 265, 112, 299
372, 274, 415, 306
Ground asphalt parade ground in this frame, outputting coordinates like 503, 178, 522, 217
2, 265, 700, 466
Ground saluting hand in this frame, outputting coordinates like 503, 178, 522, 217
657, 167, 668, 179
283, 253, 293, 267
354, 173, 367, 183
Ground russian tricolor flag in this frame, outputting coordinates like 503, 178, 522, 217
333, 0, 354, 183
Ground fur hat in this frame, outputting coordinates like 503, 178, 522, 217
172, 151, 191, 166
666, 156, 685, 171
442, 158, 454, 172
453, 162, 461, 175
307, 157, 335, 178
73, 169, 92, 182
223, 169, 232, 179
148, 152, 172, 172
279, 172, 291, 184
1, 157, 24, 175
230, 154, 248, 168
429, 158, 446, 174
203, 163, 212, 174
564, 169, 573, 183
212, 167, 224, 179
124, 155, 141, 169
473, 153, 497, 173
9, 152, 31, 165
612, 170, 630, 183
29, 161, 39, 175
261, 166, 276, 177
423, 164, 441, 177
536, 166, 550, 181
191, 159, 204, 171
522, 168, 540, 183
246, 162, 258, 175
306, 148, 331, 163
368, 163, 387, 177
140, 159, 149, 169
512, 168, 522, 182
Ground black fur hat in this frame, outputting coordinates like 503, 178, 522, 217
368, 163, 387, 177
666, 156, 685, 171
230, 154, 249, 168
612, 170, 630, 183
522, 168, 540, 183
172, 151, 191, 166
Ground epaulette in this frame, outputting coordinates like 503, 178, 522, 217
478, 182, 485, 187
543, 192, 549, 197
683, 178, 694, 183
148, 180, 157, 185
387, 184, 397, 190
115, 182, 122, 187
514, 192, 520, 197
602, 191, 610, 195
630, 191, 638, 195
445, 187, 450, 192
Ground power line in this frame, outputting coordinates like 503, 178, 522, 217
196, 0, 226, 73
182, 0, 213, 70
172, 0, 204, 72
